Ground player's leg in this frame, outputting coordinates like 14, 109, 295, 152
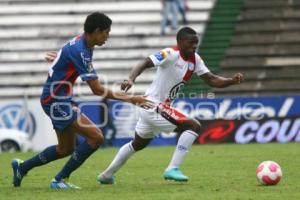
98, 132, 152, 184
11, 127, 75, 187
98, 108, 154, 184
160, 1, 171, 35
157, 103, 201, 181
170, 0, 178, 30
163, 124, 200, 182
176, 0, 188, 24
166, 118, 201, 170
51, 113, 103, 189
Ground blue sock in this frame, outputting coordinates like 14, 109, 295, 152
20, 145, 59, 175
55, 141, 97, 181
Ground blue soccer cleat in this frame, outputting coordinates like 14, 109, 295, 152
11, 158, 25, 187
97, 173, 115, 185
50, 178, 81, 189
163, 168, 189, 182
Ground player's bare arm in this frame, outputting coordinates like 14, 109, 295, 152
87, 79, 154, 109
201, 72, 244, 88
121, 58, 154, 92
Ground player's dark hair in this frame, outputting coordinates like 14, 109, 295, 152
84, 12, 112, 33
176, 27, 197, 42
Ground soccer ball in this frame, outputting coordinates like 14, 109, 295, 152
256, 161, 282, 185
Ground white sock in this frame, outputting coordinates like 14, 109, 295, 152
101, 142, 135, 178
166, 130, 198, 171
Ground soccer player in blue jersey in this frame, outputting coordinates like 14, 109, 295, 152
11, 12, 153, 189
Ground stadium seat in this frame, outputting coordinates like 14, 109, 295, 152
213, 0, 300, 96
0, 0, 212, 98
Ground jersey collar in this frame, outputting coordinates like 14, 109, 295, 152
172, 46, 195, 63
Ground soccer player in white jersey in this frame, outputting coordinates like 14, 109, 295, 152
98, 27, 243, 184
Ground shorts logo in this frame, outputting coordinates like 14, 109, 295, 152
154, 51, 167, 61
157, 104, 181, 122
50, 103, 73, 120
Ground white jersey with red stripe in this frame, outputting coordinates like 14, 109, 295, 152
146, 47, 210, 103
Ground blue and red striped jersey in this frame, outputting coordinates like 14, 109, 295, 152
41, 34, 98, 104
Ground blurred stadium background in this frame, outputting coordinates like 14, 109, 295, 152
0, 0, 300, 152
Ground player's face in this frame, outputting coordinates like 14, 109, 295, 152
179, 34, 199, 58
94, 27, 111, 46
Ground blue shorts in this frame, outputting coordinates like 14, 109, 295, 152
41, 101, 80, 131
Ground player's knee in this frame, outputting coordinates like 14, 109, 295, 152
181, 119, 201, 134
191, 119, 202, 133
93, 133, 104, 148
131, 143, 145, 151
131, 140, 147, 151
87, 131, 104, 149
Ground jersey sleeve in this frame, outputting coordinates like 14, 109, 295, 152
68, 48, 98, 81
194, 54, 210, 76
148, 48, 170, 67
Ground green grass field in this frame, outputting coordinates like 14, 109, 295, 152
1, 143, 300, 200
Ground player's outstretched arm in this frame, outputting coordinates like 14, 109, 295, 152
121, 58, 154, 92
87, 79, 154, 109
200, 72, 244, 88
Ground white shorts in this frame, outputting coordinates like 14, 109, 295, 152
135, 104, 188, 139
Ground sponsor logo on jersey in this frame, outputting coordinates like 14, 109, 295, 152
169, 82, 185, 101
188, 63, 194, 71
154, 51, 167, 61
175, 62, 184, 69
80, 53, 93, 72
87, 63, 94, 72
